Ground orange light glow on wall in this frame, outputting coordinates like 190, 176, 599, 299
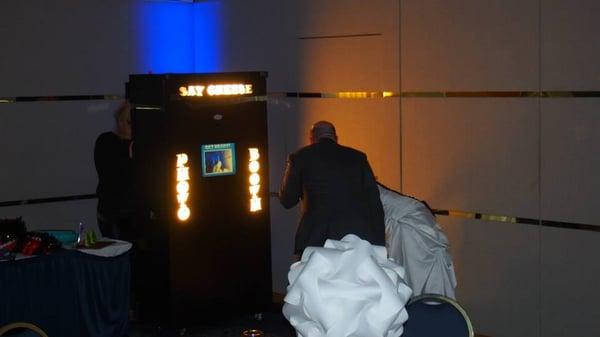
176, 153, 191, 221
248, 148, 262, 212
179, 83, 253, 97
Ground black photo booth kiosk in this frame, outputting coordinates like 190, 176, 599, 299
127, 72, 272, 325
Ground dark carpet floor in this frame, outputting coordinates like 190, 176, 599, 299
129, 309, 296, 337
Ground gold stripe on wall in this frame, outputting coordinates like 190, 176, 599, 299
403, 91, 537, 97
433, 208, 600, 232
403, 91, 600, 98
267, 192, 599, 233
437, 209, 519, 223
269, 91, 397, 98
297, 33, 382, 40
269, 91, 600, 98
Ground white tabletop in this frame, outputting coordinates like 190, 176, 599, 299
2, 239, 132, 261
76, 239, 132, 257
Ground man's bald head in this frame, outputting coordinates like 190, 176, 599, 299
310, 121, 338, 144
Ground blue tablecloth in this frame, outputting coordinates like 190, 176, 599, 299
0, 249, 130, 337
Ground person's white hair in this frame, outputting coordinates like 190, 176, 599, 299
114, 101, 130, 123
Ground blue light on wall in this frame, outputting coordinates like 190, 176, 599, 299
193, 1, 221, 72
138, 1, 221, 74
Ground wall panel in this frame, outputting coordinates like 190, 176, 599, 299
401, 1, 600, 337
442, 216, 540, 337
402, 98, 539, 218
541, 99, 600, 225
0, 0, 139, 96
282, 0, 399, 92
0, 100, 117, 201
401, 0, 539, 91
219, 0, 295, 91
269, 201, 299, 294
286, 0, 398, 38
541, 0, 600, 90
267, 98, 298, 191
295, 36, 388, 92
540, 226, 600, 337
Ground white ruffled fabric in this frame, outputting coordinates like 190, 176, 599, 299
283, 234, 412, 337
378, 185, 457, 299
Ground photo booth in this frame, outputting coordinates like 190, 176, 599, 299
127, 72, 271, 325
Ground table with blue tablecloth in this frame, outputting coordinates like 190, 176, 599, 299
0, 241, 131, 337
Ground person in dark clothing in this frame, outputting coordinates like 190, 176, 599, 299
94, 101, 135, 241
94, 102, 143, 323
279, 121, 385, 256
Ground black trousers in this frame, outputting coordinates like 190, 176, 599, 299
97, 210, 136, 241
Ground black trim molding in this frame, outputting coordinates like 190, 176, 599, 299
0, 194, 97, 207
2, 91, 600, 104
0, 95, 122, 103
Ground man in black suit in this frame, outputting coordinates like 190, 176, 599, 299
279, 121, 385, 256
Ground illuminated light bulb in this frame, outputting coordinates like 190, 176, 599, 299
175, 152, 191, 222
177, 206, 190, 221
249, 160, 260, 173
207, 84, 220, 96
177, 167, 190, 181
248, 147, 262, 212
249, 173, 260, 186
176, 153, 189, 166
176, 181, 189, 194
180, 83, 252, 97
249, 184, 260, 195
250, 198, 262, 212
249, 148, 260, 161
177, 192, 189, 204
207, 85, 214, 95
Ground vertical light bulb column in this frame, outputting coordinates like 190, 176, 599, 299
176, 153, 191, 221
248, 148, 262, 212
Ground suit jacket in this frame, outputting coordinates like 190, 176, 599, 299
279, 139, 385, 254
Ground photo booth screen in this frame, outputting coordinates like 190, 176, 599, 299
201, 143, 236, 177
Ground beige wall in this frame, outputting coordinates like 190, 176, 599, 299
401, 1, 600, 337
1, 1, 599, 336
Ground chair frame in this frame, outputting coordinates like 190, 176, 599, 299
0, 322, 49, 337
408, 293, 475, 337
